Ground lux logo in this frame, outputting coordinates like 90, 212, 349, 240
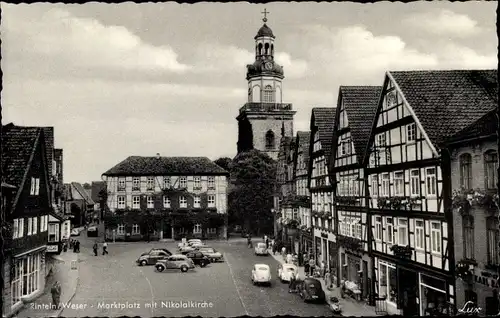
457, 301, 481, 315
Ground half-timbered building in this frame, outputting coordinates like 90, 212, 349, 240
308, 107, 336, 269
330, 86, 381, 303
365, 70, 497, 316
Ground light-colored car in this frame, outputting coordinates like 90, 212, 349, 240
155, 254, 195, 273
188, 239, 202, 246
254, 243, 268, 256
278, 263, 298, 282
198, 247, 224, 262
178, 244, 196, 253
70, 228, 80, 236
251, 264, 272, 286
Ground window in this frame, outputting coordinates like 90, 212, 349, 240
117, 224, 125, 235
32, 217, 38, 235
263, 85, 275, 103
386, 218, 394, 244
463, 215, 474, 260
398, 219, 408, 246
132, 224, 140, 235
194, 224, 202, 234
48, 223, 59, 242
27, 218, 33, 236
208, 228, 217, 234
459, 154, 472, 190
484, 151, 498, 190
208, 195, 216, 208
425, 168, 437, 196
11, 254, 40, 305
377, 133, 386, 147
371, 176, 378, 196
179, 196, 187, 208
118, 178, 126, 191
430, 222, 441, 253
132, 196, 140, 209
265, 130, 275, 150
13, 219, 19, 239
341, 140, 351, 156
379, 261, 397, 304
381, 173, 390, 197
415, 220, 424, 250
355, 223, 362, 239
144, 177, 153, 191
487, 217, 499, 265
17, 218, 24, 238
375, 216, 382, 240
132, 177, 140, 191
394, 172, 404, 196
194, 196, 201, 208
194, 177, 201, 188
406, 123, 416, 142
163, 196, 171, 208
163, 177, 171, 189
30, 177, 40, 195
179, 177, 187, 189
410, 169, 420, 196
208, 177, 215, 188
147, 196, 154, 209
117, 195, 126, 209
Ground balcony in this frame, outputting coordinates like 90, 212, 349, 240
239, 102, 293, 114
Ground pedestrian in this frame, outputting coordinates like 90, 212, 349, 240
304, 258, 310, 276
288, 272, 297, 293
102, 241, 108, 255
51, 281, 61, 309
75, 240, 80, 253
321, 260, 326, 277
292, 253, 298, 266
93, 242, 98, 256
265, 236, 269, 249
72, 240, 77, 253
281, 246, 286, 259
325, 269, 332, 290
286, 253, 293, 264
309, 257, 316, 276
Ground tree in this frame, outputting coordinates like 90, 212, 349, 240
83, 183, 91, 190
214, 157, 232, 172
229, 149, 276, 236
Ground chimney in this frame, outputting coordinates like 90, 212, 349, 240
156, 153, 161, 159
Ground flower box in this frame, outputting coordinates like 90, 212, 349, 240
390, 244, 413, 260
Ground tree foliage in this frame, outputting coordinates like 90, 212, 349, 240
229, 149, 276, 235
214, 157, 232, 172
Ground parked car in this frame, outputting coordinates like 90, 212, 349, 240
254, 242, 268, 256
184, 251, 210, 267
296, 277, 326, 303
155, 254, 195, 273
251, 264, 272, 286
188, 239, 202, 246
178, 244, 196, 253
197, 247, 224, 262
277, 263, 298, 282
137, 248, 172, 266
70, 228, 80, 236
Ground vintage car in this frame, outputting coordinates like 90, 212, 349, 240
251, 264, 272, 286
277, 263, 298, 282
184, 251, 210, 267
296, 277, 326, 303
155, 254, 195, 273
188, 239, 203, 246
197, 246, 224, 262
254, 242, 268, 256
137, 248, 172, 266
70, 228, 80, 236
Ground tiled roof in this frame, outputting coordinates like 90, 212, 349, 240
447, 109, 497, 143
71, 182, 95, 205
296, 131, 311, 167
102, 156, 229, 176
311, 107, 337, 161
339, 86, 382, 162
389, 70, 498, 147
91, 181, 106, 203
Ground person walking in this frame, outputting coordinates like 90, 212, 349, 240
304, 257, 310, 277
265, 235, 269, 249
93, 242, 98, 256
309, 257, 316, 276
75, 240, 80, 253
288, 272, 297, 293
102, 241, 108, 255
51, 281, 61, 310
281, 246, 286, 259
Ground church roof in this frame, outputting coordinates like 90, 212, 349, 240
255, 23, 275, 39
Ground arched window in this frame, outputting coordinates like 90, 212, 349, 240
258, 43, 263, 56
484, 150, 498, 190
459, 153, 472, 189
487, 216, 499, 265
462, 215, 474, 260
265, 43, 269, 55
263, 85, 275, 103
265, 130, 275, 150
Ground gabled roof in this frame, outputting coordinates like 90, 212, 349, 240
71, 182, 95, 205
310, 107, 336, 161
91, 181, 106, 203
388, 69, 498, 147
102, 156, 229, 176
339, 86, 382, 162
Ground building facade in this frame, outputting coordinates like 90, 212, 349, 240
275, 136, 293, 244
330, 86, 381, 304
2, 125, 51, 317
308, 108, 337, 269
236, 16, 296, 160
102, 156, 229, 241
365, 70, 497, 316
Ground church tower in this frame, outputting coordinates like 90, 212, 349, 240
236, 10, 296, 160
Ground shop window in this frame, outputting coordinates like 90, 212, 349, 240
420, 274, 447, 316
379, 261, 397, 305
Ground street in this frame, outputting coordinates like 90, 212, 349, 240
59, 235, 332, 317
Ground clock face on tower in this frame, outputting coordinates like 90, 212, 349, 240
265, 62, 273, 71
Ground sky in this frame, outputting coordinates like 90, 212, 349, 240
1, 2, 497, 183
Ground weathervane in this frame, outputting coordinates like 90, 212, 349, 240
261, 8, 269, 23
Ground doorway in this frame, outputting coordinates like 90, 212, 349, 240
399, 268, 419, 316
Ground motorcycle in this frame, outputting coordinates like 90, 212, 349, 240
329, 297, 342, 315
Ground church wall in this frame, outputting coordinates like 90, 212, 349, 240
250, 116, 294, 155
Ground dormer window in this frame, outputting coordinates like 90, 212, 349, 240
263, 85, 275, 103
30, 177, 40, 196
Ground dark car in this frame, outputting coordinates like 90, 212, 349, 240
184, 251, 210, 267
297, 278, 326, 303
137, 248, 172, 266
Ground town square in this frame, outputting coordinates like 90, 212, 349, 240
1, 1, 498, 317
